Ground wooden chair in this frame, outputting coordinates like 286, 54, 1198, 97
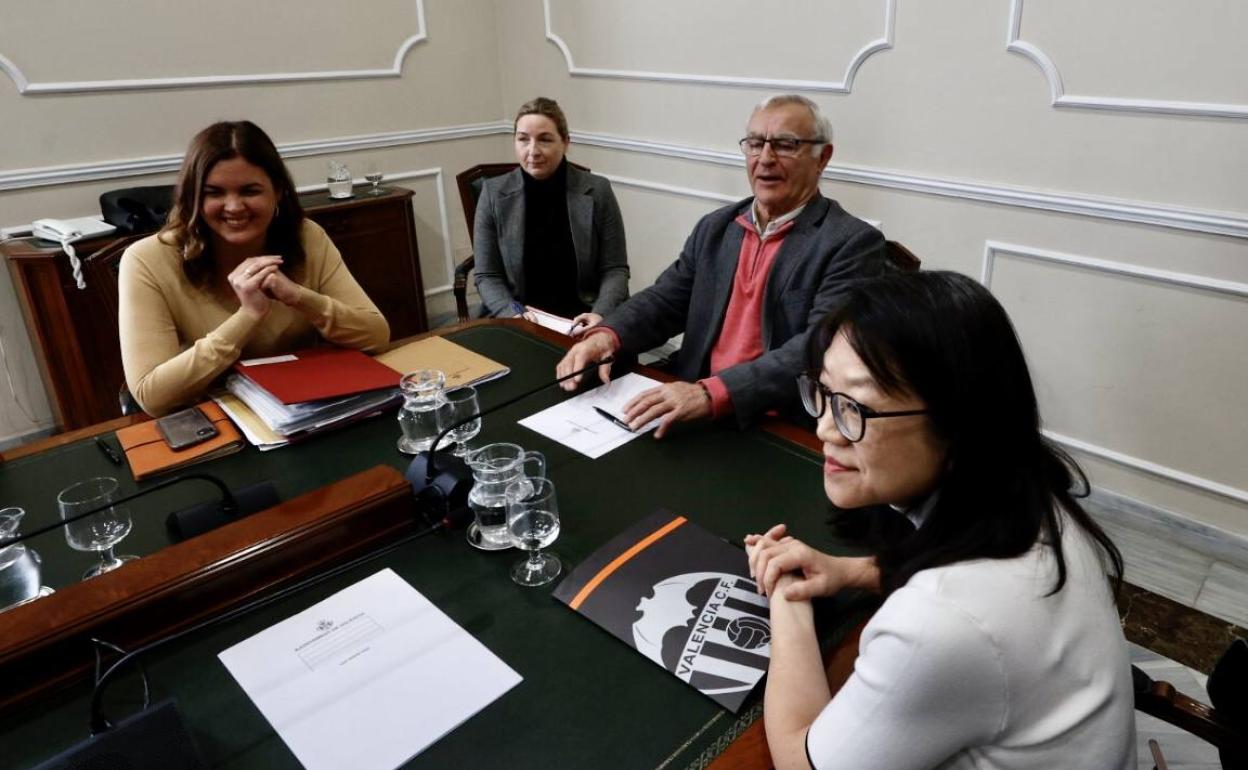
80, 234, 148, 418
884, 240, 921, 272
1134, 639, 1248, 769
452, 162, 591, 322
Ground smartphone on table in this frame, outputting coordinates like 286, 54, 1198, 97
156, 406, 219, 450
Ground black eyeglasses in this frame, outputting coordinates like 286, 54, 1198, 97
738, 136, 826, 158
796, 372, 928, 443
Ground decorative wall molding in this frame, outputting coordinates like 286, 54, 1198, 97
5, 123, 1246, 243
572, 131, 1248, 239
543, 0, 895, 93
0, 121, 509, 192
1006, 0, 1248, 120
297, 167, 456, 297
602, 173, 882, 230
982, 240, 1248, 505
981, 241, 1248, 300
0, 1, 427, 94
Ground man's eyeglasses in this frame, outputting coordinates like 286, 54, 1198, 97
738, 136, 826, 158
796, 372, 928, 443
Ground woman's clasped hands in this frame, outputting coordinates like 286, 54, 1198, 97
744, 523, 879, 601
229, 255, 301, 318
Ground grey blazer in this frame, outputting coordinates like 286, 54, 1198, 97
473, 165, 630, 317
604, 194, 885, 426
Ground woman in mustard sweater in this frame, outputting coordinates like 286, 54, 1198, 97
119, 121, 389, 416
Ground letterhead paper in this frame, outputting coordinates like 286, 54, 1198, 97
218, 569, 521, 770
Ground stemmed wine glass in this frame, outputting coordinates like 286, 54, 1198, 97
504, 477, 561, 587
436, 386, 481, 457
58, 477, 136, 579
363, 160, 386, 196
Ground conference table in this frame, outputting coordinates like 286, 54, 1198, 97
0, 321, 873, 770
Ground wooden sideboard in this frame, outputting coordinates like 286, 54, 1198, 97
1, 186, 427, 431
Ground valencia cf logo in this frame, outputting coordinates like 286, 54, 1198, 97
632, 572, 770, 696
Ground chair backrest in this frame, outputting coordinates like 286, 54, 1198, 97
884, 240, 921, 272
454, 162, 592, 246
80, 233, 148, 418
455, 163, 520, 247
1134, 640, 1248, 768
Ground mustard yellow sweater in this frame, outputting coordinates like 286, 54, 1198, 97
119, 220, 390, 416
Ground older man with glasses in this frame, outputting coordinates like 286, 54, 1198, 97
557, 94, 885, 436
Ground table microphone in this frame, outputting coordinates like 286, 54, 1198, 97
2, 473, 242, 548
406, 357, 613, 524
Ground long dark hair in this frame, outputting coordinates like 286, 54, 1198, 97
161, 121, 306, 288
810, 270, 1123, 595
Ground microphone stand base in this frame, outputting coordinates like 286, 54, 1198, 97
405, 451, 473, 527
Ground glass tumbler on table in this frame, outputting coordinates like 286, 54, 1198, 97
504, 477, 561, 587
363, 160, 385, 196
58, 477, 136, 580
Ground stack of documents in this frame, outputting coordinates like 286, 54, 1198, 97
222, 347, 402, 444
225, 374, 398, 438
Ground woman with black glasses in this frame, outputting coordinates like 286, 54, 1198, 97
746, 271, 1134, 769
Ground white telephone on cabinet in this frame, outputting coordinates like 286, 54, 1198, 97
31, 217, 116, 290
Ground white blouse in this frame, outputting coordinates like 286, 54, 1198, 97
805, 519, 1135, 769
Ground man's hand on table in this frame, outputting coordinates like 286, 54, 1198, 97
556, 331, 617, 391
622, 381, 711, 439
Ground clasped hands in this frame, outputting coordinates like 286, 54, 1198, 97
744, 523, 879, 602
228, 256, 302, 318
556, 333, 711, 439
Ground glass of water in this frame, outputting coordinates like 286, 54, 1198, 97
397, 369, 446, 454
504, 477, 561, 587
58, 477, 136, 580
437, 386, 481, 457
363, 160, 385, 196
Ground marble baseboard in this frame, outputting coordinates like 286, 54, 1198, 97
0, 425, 54, 453
1086, 487, 1248, 629
1087, 488, 1248, 569
1194, 562, 1248, 629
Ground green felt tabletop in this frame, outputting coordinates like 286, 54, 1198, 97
0, 325, 867, 770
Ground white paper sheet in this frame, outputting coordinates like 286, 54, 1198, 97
526, 307, 576, 335
518, 372, 663, 458
218, 569, 521, 770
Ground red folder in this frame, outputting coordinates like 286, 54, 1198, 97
233, 347, 401, 404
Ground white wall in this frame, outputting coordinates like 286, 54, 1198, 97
0, 0, 510, 444
492, 0, 1248, 538
1, 0, 1245, 540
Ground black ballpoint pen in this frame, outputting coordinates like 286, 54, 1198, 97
95, 436, 123, 465
593, 406, 635, 433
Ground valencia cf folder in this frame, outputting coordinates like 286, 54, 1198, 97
553, 511, 770, 712
233, 347, 401, 405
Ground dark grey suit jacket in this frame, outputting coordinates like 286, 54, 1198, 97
473, 165, 630, 317
604, 194, 885, 426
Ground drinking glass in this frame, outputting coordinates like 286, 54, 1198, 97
363, 160, 385, 196
505, 477, 561, 587
58, 477, 136, 579
437, 386, 481, 457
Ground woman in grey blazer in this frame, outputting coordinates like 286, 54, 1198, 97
473, 98, 629, 330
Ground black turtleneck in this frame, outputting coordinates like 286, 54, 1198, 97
521, 160, 588, 318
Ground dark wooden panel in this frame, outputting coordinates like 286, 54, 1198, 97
0, 464, 415, 712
